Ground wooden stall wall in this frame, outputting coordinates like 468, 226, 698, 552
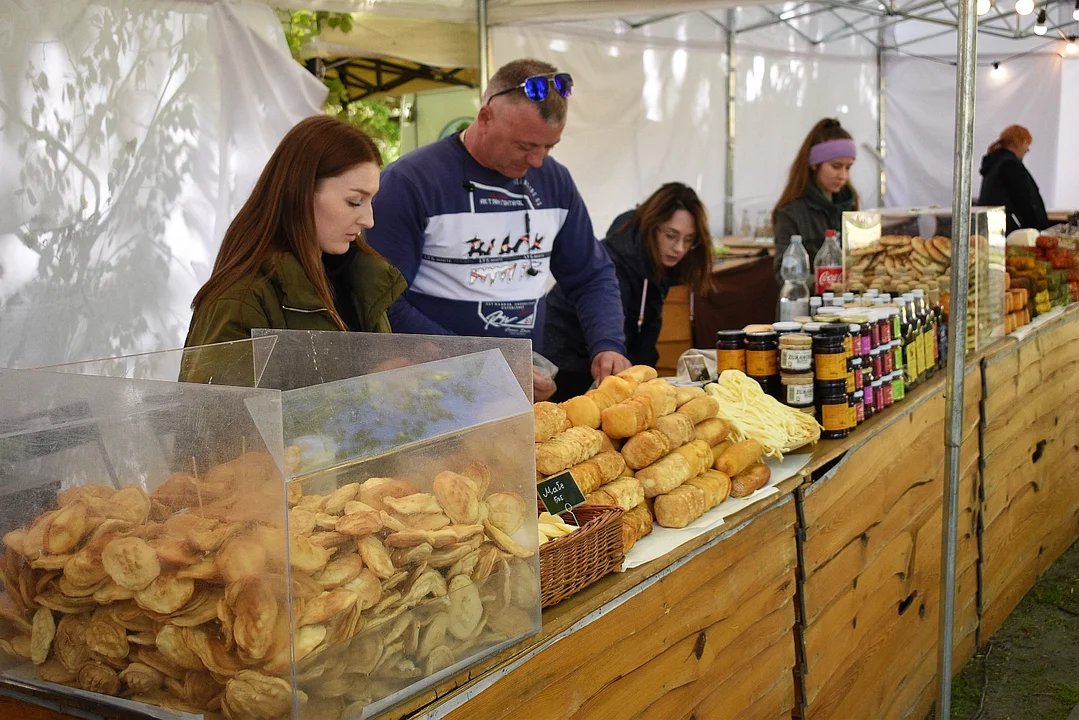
435, 498, 799, 720
981, 309, 1079, 641
657, 285, 692, 377
797, 368, 981, 720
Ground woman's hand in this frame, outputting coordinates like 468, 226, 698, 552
591, 351, 632, 382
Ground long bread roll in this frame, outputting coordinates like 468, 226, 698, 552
622, 502, 653, 553
730, 462, 771, 498
673, 440, 714, 478
534, 402, 569, 443
676, 395, 720, 424
586, 375, 638, 411
654, 484, 708, 528
535, 426, 605, 476
674, 386, 706, 407
710, 439, 732, 466
713, 439, 763, 477
684, 469, 732, 508
585, 477, 645, 511
654, 413, 695, 448
618, 365, 658, 384
637, 452, 694, 498
560, 395, 601, 429
620, 429, 671, 470
601, 395, 655, 439
634, 379, 677, 416
693, 418, 730, 448
563, 451, 626, 495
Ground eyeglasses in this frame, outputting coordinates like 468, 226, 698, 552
486, 73, 574, 104
658, 227, 699, 251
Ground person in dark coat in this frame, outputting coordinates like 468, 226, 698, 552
977, 125, 1049, 234
543, 183, 714, 401
772, 118, 859, 284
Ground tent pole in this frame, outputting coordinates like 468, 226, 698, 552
937, 0, 976, 714
877, 27, 886, 205
724, 9, 736, 237
478, 0, 491, 94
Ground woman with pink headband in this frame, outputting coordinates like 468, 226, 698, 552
772, 118, 859, 283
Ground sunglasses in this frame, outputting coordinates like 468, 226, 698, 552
487, 73, 573, 104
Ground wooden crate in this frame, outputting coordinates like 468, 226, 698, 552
798, 367, 981, 720
657, 285, 691, 376
434, 497, 799, 720
980, 309, 1079, 640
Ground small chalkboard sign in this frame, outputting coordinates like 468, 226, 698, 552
537, 470, 587, 515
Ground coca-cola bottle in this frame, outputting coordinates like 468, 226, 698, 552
814, 229, 843, 295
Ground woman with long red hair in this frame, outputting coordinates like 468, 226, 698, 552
977, 125, 1049, 233
772, 118, 859, 283
185, 115, 405, 348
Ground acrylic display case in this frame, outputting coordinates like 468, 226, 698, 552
842, 206, 1007, 350
0, 336, 541, 719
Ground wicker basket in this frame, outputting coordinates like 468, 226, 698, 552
539, 504, 625, 608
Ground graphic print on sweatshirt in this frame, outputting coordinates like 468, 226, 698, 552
411, 181, 568, 333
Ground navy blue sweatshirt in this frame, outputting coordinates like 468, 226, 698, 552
366, 134, 625, 358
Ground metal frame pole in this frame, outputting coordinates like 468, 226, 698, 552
724, 9, 736, 237
877, 26, 887, 205
937, 0, 977, 713
478, 0, 491, 94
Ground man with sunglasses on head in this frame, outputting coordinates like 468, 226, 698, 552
367, 58, 630, 401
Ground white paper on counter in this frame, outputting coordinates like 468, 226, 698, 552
620, 451, 813, 570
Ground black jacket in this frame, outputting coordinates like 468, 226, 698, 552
773, 184, 856, 284
544, 211, 668, 373
977, 148, 1049, 234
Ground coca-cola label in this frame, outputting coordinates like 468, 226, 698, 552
816, 266, 843, 295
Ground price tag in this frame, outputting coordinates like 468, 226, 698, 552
536, 471, 587, 515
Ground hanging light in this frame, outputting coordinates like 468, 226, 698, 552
1014, 0, 1034, 16
1073, 0, 1079, 21
977, 0, 992, 15
1068, 39, 1079, 54
1034, 8, 1047, 33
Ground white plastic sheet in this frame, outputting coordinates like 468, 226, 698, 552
884, 52, 1062, 210
0, 0, 326, 368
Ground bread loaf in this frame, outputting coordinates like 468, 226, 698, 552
586, 375, 638, 411
601, 395, 655, 439
730, 462, 771, 498
622, 503, 653, 553
654, 413, 695, 448
713, 439, 763, 477
673, 439, 714, 477
534, 402, 569, 443
710, 439, 732, 465
654, 484, 708, 528
684, 469, 731, 508
634, 379, 678, 416
674, 386, 706, 407
560, 395, 601, 429
693, 418, 730, 448
563, 450, 627, 495
618, 365, 659, 384
676, 395, 720, 424
620, 429, 672, 470
535, 427, 605, 476
585, 477, 645, 511
637, 452, 694, 498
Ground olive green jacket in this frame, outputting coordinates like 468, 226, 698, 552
185, 251, 406, 348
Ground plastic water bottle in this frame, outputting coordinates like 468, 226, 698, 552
778, 235, 811, 322
814, 229, 844, 295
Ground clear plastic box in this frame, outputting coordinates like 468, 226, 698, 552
842, 206, 1007, 350
0, 336, 540, 719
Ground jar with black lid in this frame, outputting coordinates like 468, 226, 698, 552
813, 324, 849, 382
746, 331, 781, 399
816, 379, 850, 439
716, 330, 747, 373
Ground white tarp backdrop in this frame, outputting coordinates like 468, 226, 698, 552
884, 51, 1065, 210
0, 0, 326, 369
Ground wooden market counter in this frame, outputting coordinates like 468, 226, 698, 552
6, 305, 1079, 720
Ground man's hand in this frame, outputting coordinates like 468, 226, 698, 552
533, 368, 557, 402
591, 351, 632, 383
